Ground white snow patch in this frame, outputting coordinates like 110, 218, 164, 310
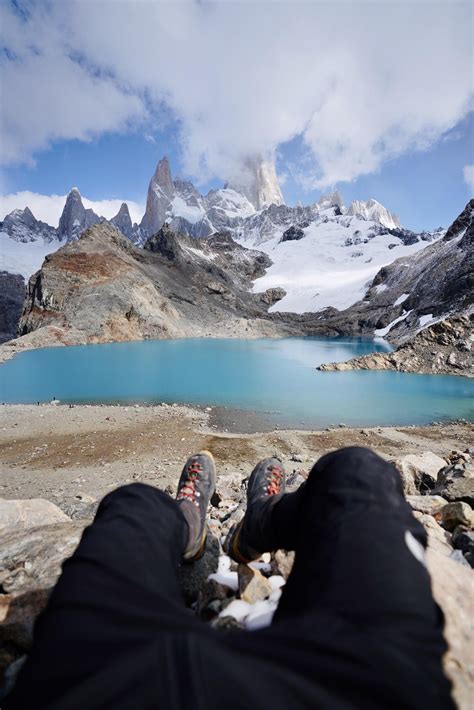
208, 570, 239, 592
0, 231, 61, 279
374, 310, 413, 337
393, 293, 410, 306
418, 313, 434, 327
170, 195, 205, 224
244, 218, 442, 314
374, 284, 387, 294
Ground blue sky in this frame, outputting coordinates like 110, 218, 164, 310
2, 111, 473, 231
1, 0, 473, 231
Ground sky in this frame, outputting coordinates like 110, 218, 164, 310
0, 0, 473, 232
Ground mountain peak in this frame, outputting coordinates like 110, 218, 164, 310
111, 202, 133, 238
228, 156, 284, 210
318, 190, 344, 210
347, 199, 401, 230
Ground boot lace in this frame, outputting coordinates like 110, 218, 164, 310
266, 464, 283, 495
177, 461, 202, 504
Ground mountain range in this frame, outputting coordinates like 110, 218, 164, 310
1, 155, 471, 356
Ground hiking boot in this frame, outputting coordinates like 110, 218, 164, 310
224, 457, 285, 563
176, 451, 216, 561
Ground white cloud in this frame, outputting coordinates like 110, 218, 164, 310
1, 1, 472, 189
0, 191, 144, 227
463, 165, 474, 192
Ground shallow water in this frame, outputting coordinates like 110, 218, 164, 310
0, 337, 472, 428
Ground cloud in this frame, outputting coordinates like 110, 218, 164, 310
463, 165, 474, 192
0, 191, 144, 227
1, 1, 473, 188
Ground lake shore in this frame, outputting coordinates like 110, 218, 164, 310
1, 403, 472, 503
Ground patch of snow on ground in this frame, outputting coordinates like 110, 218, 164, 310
418, 313, 434, 327
374, 310, 413, 337
374, 284, 387, 294
241, 219, 442, 313
0, 231, 61, 279
211, 556, 286, 630
393, 293, 410, 306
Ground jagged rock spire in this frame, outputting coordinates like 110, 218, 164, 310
58, 187, 100, 242
140, 156, 175, 235
111, 202, 133, 238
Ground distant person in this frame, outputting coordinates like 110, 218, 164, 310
4, 448, 454, 709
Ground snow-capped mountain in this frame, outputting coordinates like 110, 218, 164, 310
0, 155, 443, 320
240, 202, 441, 313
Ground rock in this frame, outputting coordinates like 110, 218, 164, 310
197, 578, 234, 616
0, 271, 25, 345
406, 495, 447, 517
426, 548, 474, 708
412, 512, 453, 556
0, 521, 86, 678
271, 550, 295, 581
55, 495, 99, 520
0, 522, 86, 596
260, 287, 286, 306
452, 526, 474, 558
211, 615, 246, 631
433, 462, 474, 506
0, 498, 71, 535
439, 478, 474, 507
441, 502, 474, 532
280, 225, 305, 242
391, 453, 446, 494
238, 564, 272, 604
177, 532, 220, 604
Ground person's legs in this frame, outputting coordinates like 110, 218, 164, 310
225, 447, 454, 708
5, 467, 216, 710
274, 446, 438, 623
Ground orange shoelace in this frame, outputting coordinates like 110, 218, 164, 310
266, 464, 283, 495
177, 461, 202, 503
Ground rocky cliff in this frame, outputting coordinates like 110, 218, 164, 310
14, 223, 305, 349
318, 315, 474, 377
0, 273, 25, 344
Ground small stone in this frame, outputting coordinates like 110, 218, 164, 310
441, 502, 474, 532
271, 549, 295, 580
238, 564, 272, 604
211, 615, 246, 631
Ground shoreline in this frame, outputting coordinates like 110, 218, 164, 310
0, 403, 472, 505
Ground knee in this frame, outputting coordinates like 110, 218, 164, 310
307, 446, 402, 494
97, 482, 162, 516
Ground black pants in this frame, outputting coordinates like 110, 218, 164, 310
5, 447, 454, 709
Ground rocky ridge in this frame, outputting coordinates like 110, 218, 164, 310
318, 315, 474, 377
0, 443, 473, 706
11, 222, 306, 351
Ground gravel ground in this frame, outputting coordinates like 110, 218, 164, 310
1, 403, 472, 502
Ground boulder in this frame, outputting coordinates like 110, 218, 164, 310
427, 548, 474, 709
441, 502, 474, 532
406, 495, 446, 517
391, 452, 446, 494
0, 498, 71, 535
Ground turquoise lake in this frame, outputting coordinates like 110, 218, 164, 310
0, 337, 472, 428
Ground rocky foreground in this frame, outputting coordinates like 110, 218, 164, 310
318, 314, 474, 377
0, 405, 473, 706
